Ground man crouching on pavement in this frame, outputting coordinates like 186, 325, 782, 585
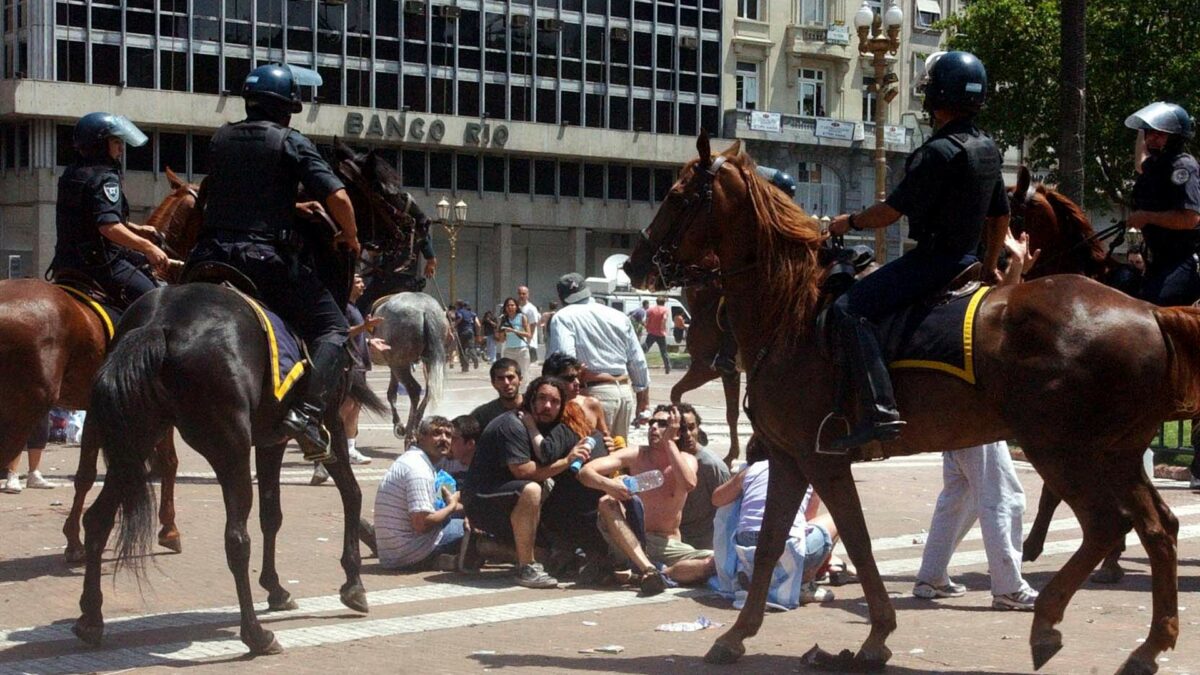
578, 404, 715, 593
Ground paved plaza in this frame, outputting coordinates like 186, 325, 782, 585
2, 366, 1199, 674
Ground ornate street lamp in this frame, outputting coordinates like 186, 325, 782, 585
855, 0, 903, 263
437, 197, 468, 304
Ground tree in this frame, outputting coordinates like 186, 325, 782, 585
941, 0, 1200, 209
1057, 0, 1085, 204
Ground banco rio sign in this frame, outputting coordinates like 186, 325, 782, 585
344, 112, 509, 148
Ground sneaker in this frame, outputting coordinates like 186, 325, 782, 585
1, 473, 21, 494
310, 463, 330, 486
1190, 475, 1200, 490
800, 581, 835, 604
516, 562, 559, 589
25, 471, 55, 489
347, 447, 372, 465
912, 579, 967, 599
992, 587, 1038, 611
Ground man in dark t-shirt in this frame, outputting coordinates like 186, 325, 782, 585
470, 358, 524, 431
464, 376, 593, 588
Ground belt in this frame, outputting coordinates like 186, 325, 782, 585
586, 374, 630, 386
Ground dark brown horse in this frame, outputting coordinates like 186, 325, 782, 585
0, 168, 198, 563
628, 133, 1191, 674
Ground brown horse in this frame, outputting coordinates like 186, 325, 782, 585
673, 286, 742, 465
628, 133, 1191, 674
0, 168, 198, 562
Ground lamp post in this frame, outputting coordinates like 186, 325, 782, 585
436, 197, 469, 304
854, 0, 903, 263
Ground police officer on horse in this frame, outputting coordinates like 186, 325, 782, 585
187, 63, 360, 464
1124, 101, 1200, 489
827, 51, 1010, 451
51, 113, 168, 306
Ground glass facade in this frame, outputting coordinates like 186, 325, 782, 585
50, 0, 722, 136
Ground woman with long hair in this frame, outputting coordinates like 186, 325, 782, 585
497, 296, 531, 374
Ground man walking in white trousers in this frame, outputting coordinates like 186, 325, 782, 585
912, 441, 1040, 611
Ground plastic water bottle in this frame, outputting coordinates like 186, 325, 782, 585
622, 469, 664, 494
569, 436, 598, 473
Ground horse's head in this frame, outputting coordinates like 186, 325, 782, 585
1006, 165, 1104, 278
634, 131, 825, 337
147, 167, 203, 279
331, 139, 429, 248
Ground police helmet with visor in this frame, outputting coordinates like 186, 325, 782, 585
755, 166, 799, 197
920, 51, 987, 115
241, 63, 324, 117
73, 112, 148, 160
1124, 101, 1195, 140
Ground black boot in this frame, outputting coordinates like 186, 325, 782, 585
711, 329, 739, 375
828, 315, 905, 452
280, 341, 348, 464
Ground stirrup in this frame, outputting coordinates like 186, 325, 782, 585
815, 412, 852, 455
826, 419, 905, 453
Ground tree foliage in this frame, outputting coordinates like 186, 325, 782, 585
942, 0, 1200, 208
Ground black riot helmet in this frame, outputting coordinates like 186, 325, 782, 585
922, 51, 988, 115
755, 166, 799, 197
72, 112, 148, 160
242, 64, 302, 116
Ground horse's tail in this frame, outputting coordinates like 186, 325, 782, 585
422, 311, 447, 411
1153, 306, 1200, 414
91, 324, 170, 581
347, 368, 387, 416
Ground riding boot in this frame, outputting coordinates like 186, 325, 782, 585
280, 341, 348, 464
710, 326, 739, 375
828, 316, 905, 452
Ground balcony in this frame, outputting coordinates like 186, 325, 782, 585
784, 24, 853, 65
731, 17, 774, 58
722, 109, 914, 153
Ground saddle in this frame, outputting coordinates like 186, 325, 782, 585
51, 271, 123, 341
180, 261, 262, 298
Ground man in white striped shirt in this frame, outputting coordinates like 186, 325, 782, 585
373, 416, 465, 570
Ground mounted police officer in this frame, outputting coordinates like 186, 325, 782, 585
826, 51, 1010, 451
51, 112, 168, 306
1124, 101, 1200, 490
187, 63, 360, 464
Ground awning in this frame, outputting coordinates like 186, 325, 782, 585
917, 0, 942, 16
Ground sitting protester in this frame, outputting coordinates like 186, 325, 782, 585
675, 403, 729, 551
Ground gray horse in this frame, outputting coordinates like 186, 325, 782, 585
371, 292, 450, 443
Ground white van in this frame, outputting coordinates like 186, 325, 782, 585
585, 278, 691, 348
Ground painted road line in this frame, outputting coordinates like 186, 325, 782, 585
0, 580, 517, 650
0, 589, 706, 674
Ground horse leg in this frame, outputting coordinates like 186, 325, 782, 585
399, 367, 423, 446
803, 457, 896, 667
256, 442, 297, 611
64, 418, 100, 564
1021, 449, 1126, 671
387, 371, 402, 438
669, 361, 717, 404
71, 460, 123, 646
1022, 487, 1060, 562
322, 415, 369, 613
155, 433, 182, 554
1111, 458, 1179, 675
706, 450, 806, 664
721, 372, 741, 466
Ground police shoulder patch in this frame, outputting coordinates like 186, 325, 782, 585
102, 182, 121, 203
1172, 168, 1191, 186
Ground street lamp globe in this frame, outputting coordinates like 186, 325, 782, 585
453, 199, 468, 224
854, 1, 874, 29
884, 0, 903, 27
436, 197, 450, 221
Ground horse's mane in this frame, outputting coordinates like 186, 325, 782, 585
1037, 185, 1107, 265
145, 188, 188, 231
728, 154, 825, 339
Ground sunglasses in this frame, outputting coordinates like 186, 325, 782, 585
649, 419, 670, 429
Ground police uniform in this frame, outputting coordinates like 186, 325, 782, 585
838, 117, 1007, 322
52, 159, 158, 305
189, 117, 350, 348
1133, 151, 1200, 306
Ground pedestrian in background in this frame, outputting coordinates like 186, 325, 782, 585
498, 296, 532, 375
518, 285, 541, 364
643, 296, 671, 374
481, 310, 499, 362
2, 416, 56, 494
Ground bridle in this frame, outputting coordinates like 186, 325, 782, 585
641, 155, 756, 288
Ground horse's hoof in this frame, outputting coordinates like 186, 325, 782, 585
340, 585, 369, 613
1022, 547, 1042, 563
64, 545, 86, 565
72, 618, 104, 647
1031, 639, 1063, 671
1117, 657, 1159, 675
1090, 566, 1124, 584
244, 629, 284, 655
704, 641, 744, 665
268, 594, 299, 612
158, 534, 183, 554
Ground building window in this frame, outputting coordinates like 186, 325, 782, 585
797, 68, 827, 117
735, 61, 759, 111
916, 0, 942, 28
862, 76, 877, 122
795, 162, 842, 216
737, 0, 759, 20
560, 162, 581, 197
654, 168, 675, 201
630, 166, 651, 201
402, 150, 427, 190
483, 155, 506, 192
509, 157, 531, 194
430, 151, 453, 190
457, 154, 480, 193
534, 159, 556, 196
583, 163, 605, 198
159, 132, 187, 174
607, 164, 628, 201
798, 0, 826, 25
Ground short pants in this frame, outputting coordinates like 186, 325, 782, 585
646, 532, 713, 565
464, 479, 533, 545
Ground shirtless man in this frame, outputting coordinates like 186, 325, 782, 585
579, 404, 715, 593
541, 352, 609, 438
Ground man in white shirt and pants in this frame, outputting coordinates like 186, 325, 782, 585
518, 285, 541, 364
546, 272, 650, 438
